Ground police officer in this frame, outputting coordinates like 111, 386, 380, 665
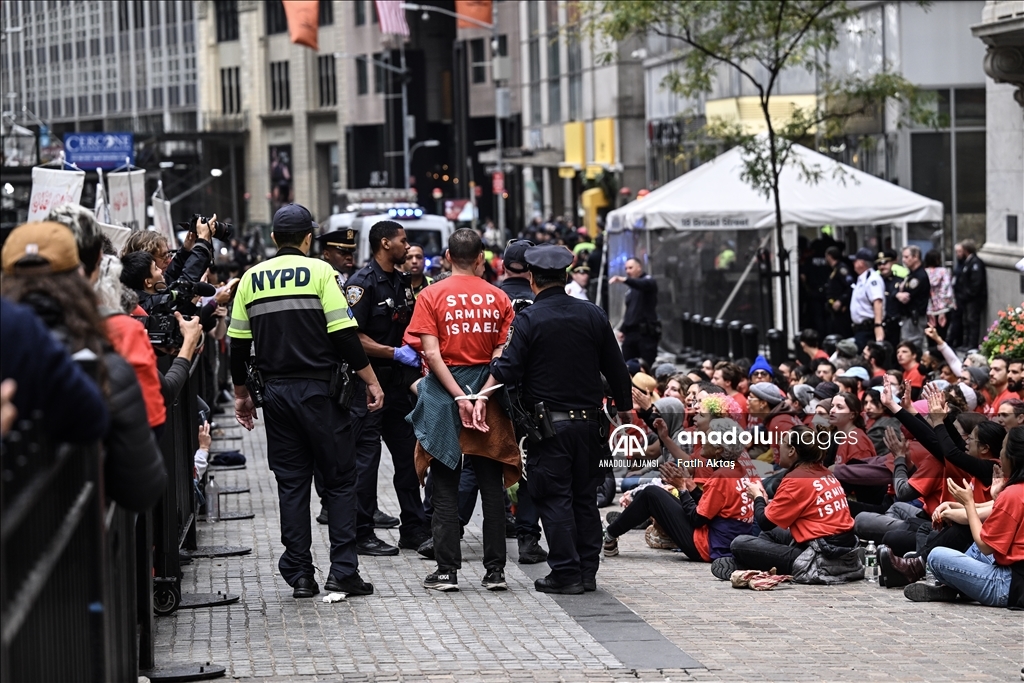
824, 246, 854, 336
875, 249, 904, 348
403, 242, 433, 299
345, 221, 430, 556
317, 228, 358, 286
609, 256, 660, 367
489, 244, 633, 594
228, 204, 384, 599
496, 238, 547, 565
896, 245, 931, 345
949, 239, 987, 350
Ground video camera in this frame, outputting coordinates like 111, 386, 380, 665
134, 278, 217, 348
178, 213, 234, 242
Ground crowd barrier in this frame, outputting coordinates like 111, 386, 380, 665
2, 349, 240, 682
679, 312, 764, 365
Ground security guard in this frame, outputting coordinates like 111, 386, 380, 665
489, 244, 633, 594
228, 204, 384, 598
609, 256, 660, 367
875, 249, 904, 348
345, 220, 430, 556
317, 228, 358, 286
496, 238, 547, 565
895, 245, 931, 345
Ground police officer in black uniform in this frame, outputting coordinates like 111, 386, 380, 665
949, 239, 987, 350
496, 238, 547, 565
318, 228, 358, 286
345, 221, 430, 556
824, 246, 854, 336
875, 249, 904, 348
228, 204, 384, 598
609, 256, 660, 367
895, 245, 930, 345
489, 243, 633, 594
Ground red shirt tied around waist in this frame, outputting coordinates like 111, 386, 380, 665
764, 464, 855, 543
406, 274, 513, 367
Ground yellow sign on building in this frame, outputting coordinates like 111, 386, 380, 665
593, 118, 616, 166
563, 121, 585, 169
704, 95, 818, 134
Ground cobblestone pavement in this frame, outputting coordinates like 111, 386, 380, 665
154, 419, 1023, 682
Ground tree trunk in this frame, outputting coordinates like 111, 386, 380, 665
764, 107, 790, 345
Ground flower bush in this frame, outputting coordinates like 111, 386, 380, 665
981, 304, 1024, 359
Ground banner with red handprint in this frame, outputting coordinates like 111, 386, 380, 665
28, 167, 85, 222
107, 169, 146, 230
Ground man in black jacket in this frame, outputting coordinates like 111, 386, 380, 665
896, 246, 931, 346
948, 239, 987, 350
610, 256, 660, 366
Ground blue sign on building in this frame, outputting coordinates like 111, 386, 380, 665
63, 133, 135, 170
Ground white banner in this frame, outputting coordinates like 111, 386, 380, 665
94, 168, 111, 224
28, 167, 86, 222
99, 222, 132, 254
107, 169, 146, 230
151, 196, 177, 248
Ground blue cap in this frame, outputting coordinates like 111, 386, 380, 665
524, 244, 574, 271
854, 248, 875, 263
503, 239, 533, 273
273, 203, 319, 233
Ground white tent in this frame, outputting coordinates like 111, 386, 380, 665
604, 143, 943, 352
608, 142, 942, 232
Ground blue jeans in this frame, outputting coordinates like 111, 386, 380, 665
928, 544, 1011, 607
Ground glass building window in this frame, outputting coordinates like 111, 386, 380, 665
567, 30, 582, 120
318, 54, 337, 106
356, 56, 368, 95
355, 0, 366, 26
547, 34, 560, 123
216, 1, 239, 42
372, 53, 385, 94
270, 60, 290, 110
470, 39, 486, 84
266, 1, 287, 35
319, 0, 334, 25
221, 66, 240, 113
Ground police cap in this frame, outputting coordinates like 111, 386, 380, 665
318, 228, 357, 250
503, 239, 533, 273
273, 203, 319, 233
853, 248, 875, 263
524, 244, 574, 272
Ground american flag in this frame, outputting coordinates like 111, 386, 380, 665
375, 0, 410, 37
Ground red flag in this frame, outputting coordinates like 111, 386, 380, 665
455, 0, 492, 29
283, 0, 319, 51
375, 0, 410, 37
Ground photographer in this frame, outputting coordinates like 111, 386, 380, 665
120, 250, 219, 334
121, 214, 216, 285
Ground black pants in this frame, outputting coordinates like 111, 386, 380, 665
882, 520, 974, 559
607, 485, 703, 562
621, 331, 659, 368
262, 379, 357, 586
731, 528, 805, 575
431, 454, 506, 573
513, 473, 542, 538
529, 421, 603, 585
352, 384, 426, 542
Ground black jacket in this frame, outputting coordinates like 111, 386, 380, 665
620, 274, 659, 331
952, 253, 987, 303
898, 266, 931, 319
164, 238, 214, 284
102, 350, 168, 512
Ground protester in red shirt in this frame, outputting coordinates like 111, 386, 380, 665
896, 341, 925, 398
602, 418, 759, 563
987, 355, 1017, 412
909, 426, 1023, 606
405, 229, 517, 592
712, 362, 748, 427
717, 425, 858, 579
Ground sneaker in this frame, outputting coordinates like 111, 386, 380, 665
292, 576, 319, 599
517, 535, 548, 564
356, 535, 400, 557
423, 570, 459, 592
481, 569, 507, 591
711, 557, 739, 580
903, 582, 958, 602
324, 572, 374, 596
373, 509, 400, 529
602, 531, 619, 557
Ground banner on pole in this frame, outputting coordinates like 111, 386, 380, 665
99, 222, 132, 254
107, 169, 146, 230
28, 167, 86, 222
283, 1, 319, 50
151, 196, 177, 248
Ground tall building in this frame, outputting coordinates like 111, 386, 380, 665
972, 0, 1024, 318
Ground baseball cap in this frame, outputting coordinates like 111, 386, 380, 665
2, 221, 80, 274
273, 203, 319, 233
854, 248, 875, 263
843, 366, 870, 382
503, 239, 533, 273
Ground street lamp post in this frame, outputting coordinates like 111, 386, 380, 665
400, 2, 505, 239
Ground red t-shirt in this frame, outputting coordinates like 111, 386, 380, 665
906, 447, 944, 515
729, 391, 748, 428
693, 455, 761, 561
814, 349, 829, 360
980, 485, 1024, 566
405, 275, 513, 366
105, 314, 166, 428
833, 427, 876, 466
903, 364, 925, 389
765, 413, 801, 464
991, 387, 1015, 411
765, 464, 855, 543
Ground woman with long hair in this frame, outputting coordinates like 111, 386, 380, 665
713, 425, 858, 581
906, 426, 1024, 606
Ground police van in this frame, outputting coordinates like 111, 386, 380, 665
351, 206, 454, 270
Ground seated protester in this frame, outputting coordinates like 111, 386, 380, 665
862, 341, 889, 378
906, 426, 1024, 606
814, 359, 837, 383
996, 398, 1024, 430
748, 382, 802, 465
961, 365, 991, 413
862, 388, 901, 456
712, 361, 748, 427
798, 329, 830, 362
714, 425, 861, 582
788, 364, 811, 386
896, 341, 926, 399
621, 397, 684, 492
603, 418, 760, 563
663, 374, 691, 402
